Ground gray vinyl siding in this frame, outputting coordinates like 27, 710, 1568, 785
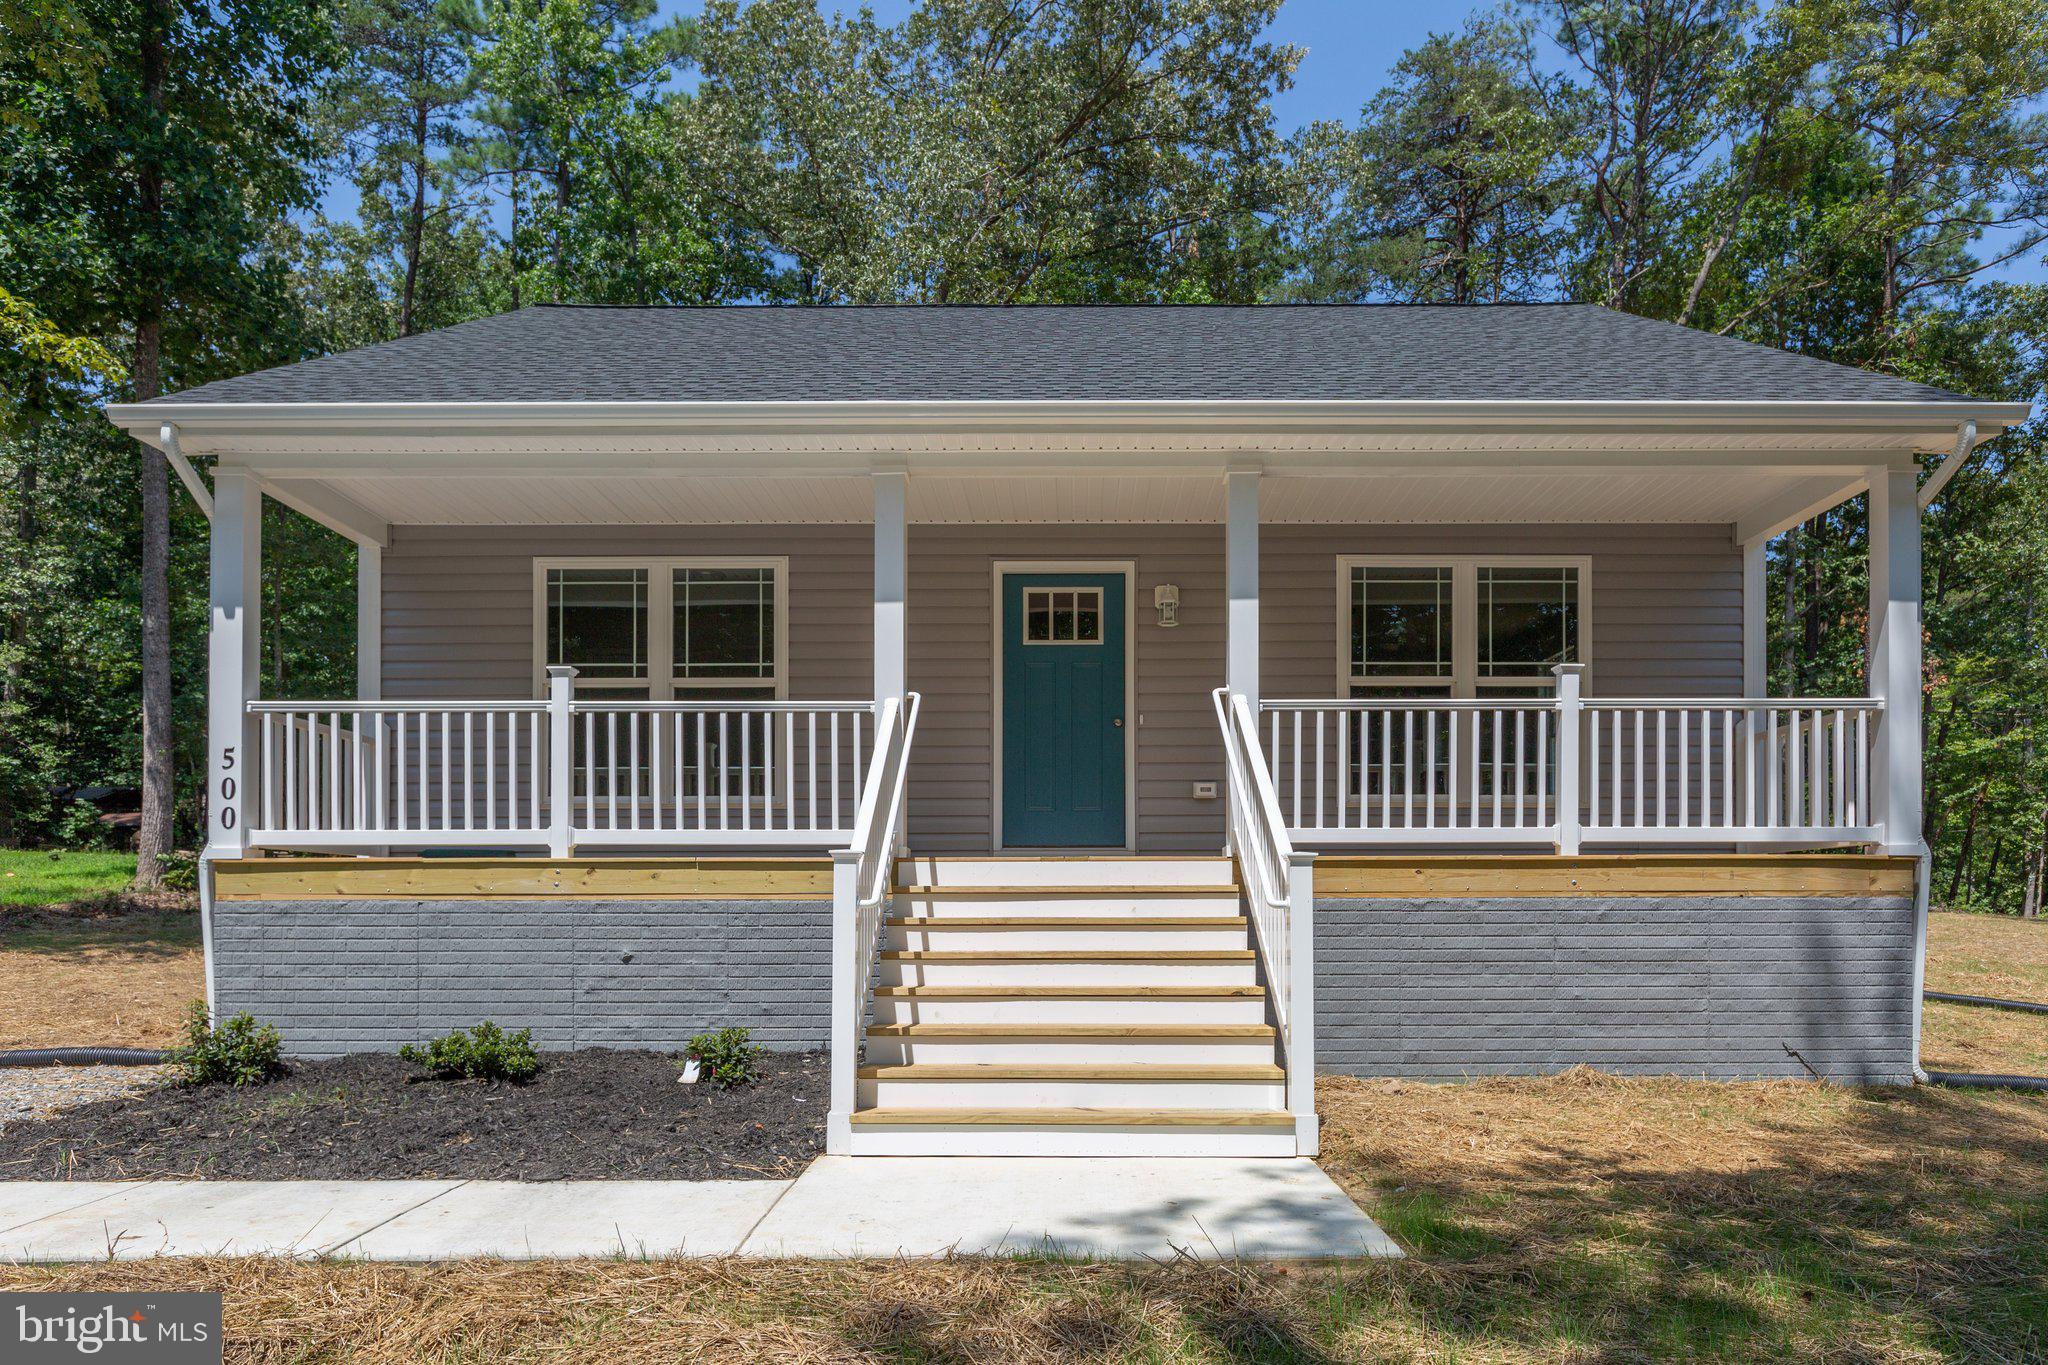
1315, 895, 1917, 1083
1262, 524, 1743, 700
379, 522, 1741, 851
381, 524, 874, 701
905, 525, 1226, 853
210, 898, 832, 1057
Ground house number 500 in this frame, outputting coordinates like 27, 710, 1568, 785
219, 747, 237, 829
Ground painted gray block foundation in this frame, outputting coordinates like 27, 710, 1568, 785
1316, 896, 1918, 1084
211, 899, 831, 1058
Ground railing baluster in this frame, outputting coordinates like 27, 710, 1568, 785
1425, 716, 1441, 834
1677, 710, 1688, 829
1536, 708, 1548, 831
485, 713, 496, 832
1314, 711, 1325, 830
1513, 709, 1526, 828
1490, 710, 1502, 829
1586, 706, 1600, 830
1632, 710, 1644, 828
1337, 711, 1350, 831
629, 711, 642, 831
805, 711, 816, 830
828, 711, 840, 832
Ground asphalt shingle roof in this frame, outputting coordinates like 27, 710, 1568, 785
147, 303, 1976, 406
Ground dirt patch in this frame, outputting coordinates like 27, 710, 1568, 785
0, 906, 202, 1050
0, 1050, 825, 1182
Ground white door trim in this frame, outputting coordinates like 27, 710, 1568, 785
990, 560, 1139, 852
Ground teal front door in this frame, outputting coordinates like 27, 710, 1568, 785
1001, 572, 1127, 847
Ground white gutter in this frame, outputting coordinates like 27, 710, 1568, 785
104, 398, 2040, 444
1917, 420, 1978, 510
160, 422, 214, 520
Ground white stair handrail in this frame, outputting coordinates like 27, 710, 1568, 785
827, 691, 921, 1154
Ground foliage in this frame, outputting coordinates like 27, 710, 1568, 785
167, 1004, 286, 1087
686, 1025, 763, 1088
1, 0, 2046, 916
400, 1020, 542, 1082
0, 849, 134, 907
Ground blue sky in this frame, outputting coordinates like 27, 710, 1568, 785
319, 0, 2045, 290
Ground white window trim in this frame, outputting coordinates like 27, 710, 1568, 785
1335, 554, 1593, 697
532, 556, 790, 700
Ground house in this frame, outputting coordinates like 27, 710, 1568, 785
105, 303, 2031, 1157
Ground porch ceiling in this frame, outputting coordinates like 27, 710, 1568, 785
277, 467, 1859, 530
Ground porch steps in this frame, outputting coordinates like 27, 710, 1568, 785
852, 856, 1298, 1157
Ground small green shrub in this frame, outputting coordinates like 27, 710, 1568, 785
166, 1004, 285, 1087
155, 850, 199, 891
686, 1026, 763, 1089
52, 800, 114, 851
400, 1021, 541, 1083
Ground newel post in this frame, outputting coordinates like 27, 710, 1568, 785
827, 850, 860, 1155
206, 470, 261, 860
1553, 664, 1585, 856
546, 666, 576, 857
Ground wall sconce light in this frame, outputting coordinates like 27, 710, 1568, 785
1153, 583, 1180, 627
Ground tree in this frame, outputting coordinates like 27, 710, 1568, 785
1782, 0, 2048, 355
63, 0, 331, 884
1285, 17, 1580, 303
682, 0, 1299, 303
1545, 0, 1750, 310
325, 0, 482, 338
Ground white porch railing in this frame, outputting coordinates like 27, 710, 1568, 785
243, 669, 882, 853
1258, 671, 1884, 850
827, 691, 922, 1154
1212, 688, 1317, 1156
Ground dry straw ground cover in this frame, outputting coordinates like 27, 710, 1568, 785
5, 1070, 2044, 1362
0, 902, 201, 1049
1921, 911, 2048, 1075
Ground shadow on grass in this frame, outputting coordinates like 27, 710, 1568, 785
1, 904, 200, 958
1319, 1076, 2048, 1361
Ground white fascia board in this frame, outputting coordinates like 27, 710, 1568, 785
104, 397, 2039, 446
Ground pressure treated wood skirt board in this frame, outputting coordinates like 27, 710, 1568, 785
1311, 854, 1916, 899
211, 856, 833, 900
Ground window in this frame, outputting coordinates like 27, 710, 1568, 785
1024, 587, 1103, 644
1340, 557, 1589, 698
1340, 557, 1588, 801
536, 558, 787, 700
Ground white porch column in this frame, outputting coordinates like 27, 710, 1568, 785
1742, 537, 1767, 698
1225, 466, 1260, 703
356, 542, 382, 701
1868, 466, 1923, 854
206, 469, 261, 858
873, 469, 908, 703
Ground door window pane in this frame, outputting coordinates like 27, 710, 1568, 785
675, 567, 776, 679
1023, 588, 1103, 644
547, 568, 647, 680
1479, 567, 1579, 677
1351, 567, 1453, 679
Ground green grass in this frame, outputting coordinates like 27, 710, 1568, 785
0, 849, 137, 906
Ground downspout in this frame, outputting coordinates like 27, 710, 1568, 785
161, 421, 213, 520
1917, 419, 1977, 512
1901, 422, 1973, 1083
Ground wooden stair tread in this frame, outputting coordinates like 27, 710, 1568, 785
893, 884, 1240, 895
873, 985, 1264, 999
865, 1023, 1276, 1038
884, 916, 1247, 928
850, 1108, 1294, 1128
881, 950, 1255, 961
857, 1063, 1285, 1080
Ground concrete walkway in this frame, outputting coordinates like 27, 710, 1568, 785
0, 1159, 1400, 1262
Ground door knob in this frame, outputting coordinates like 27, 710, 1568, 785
1112, 717, 1124, 727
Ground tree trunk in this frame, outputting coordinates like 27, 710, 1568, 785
0, 450, 35, 847
133, 0, 173, 889
2024, 802, 2047, 920
400, 72, 429, 337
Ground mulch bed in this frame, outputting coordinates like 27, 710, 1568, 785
0, 1049, 826, 1182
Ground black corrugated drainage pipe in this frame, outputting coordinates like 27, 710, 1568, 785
1923, 1071, 2048, 1093
0, 1047, 167, 1067
1924, 989, 2048, 1016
